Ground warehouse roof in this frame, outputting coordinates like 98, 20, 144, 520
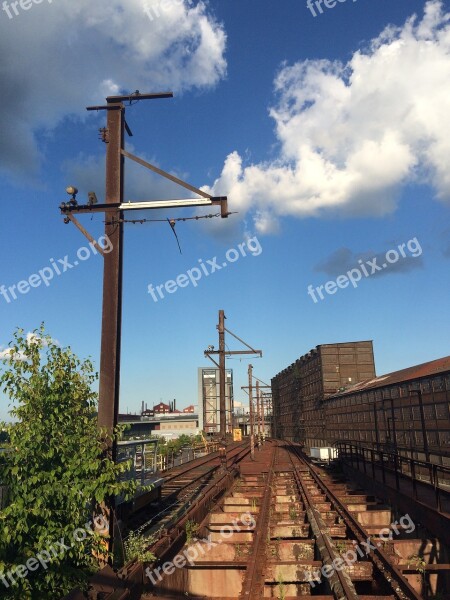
327, 355, 450, 398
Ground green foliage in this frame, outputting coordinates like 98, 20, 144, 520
185, 520, 199, 545
288, 506, 298, 520
0, 326, 137, 599
277, 572, 286, 600
157, 434, 198, 458
123, 529, 156, 564
407, 554, 426, 576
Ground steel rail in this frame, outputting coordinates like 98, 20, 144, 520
290, 443, 423, 600
239, 441, 277, 599
161, 441, 249, 486
127, 442, 251, 534
286, 443, 359, 600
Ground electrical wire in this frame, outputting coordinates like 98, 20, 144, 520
110, 212, 237, 225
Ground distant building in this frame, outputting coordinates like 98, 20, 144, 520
198, 368, 233, 433
183, 405, 195, 413
141, 408, 155, 418
272, 341, 376, 448
153, 402, 171, 415
118, 413, 199, 440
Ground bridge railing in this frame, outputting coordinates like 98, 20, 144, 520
336, 441, 450, 511
116, 438, 159, 486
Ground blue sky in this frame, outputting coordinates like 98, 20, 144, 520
1, 0, 449, 420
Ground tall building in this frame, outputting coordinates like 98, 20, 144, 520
197, 368, 234, 434
272, 342, 376, 448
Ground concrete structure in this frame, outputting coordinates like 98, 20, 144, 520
198, 367, 233, 433
118, 413, 200, 440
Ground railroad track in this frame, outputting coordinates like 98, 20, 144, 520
142, 439, 446, 599
125, 441, 251, 541
66, 440, 448, 599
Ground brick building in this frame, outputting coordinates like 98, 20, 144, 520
271, 341, 376, 448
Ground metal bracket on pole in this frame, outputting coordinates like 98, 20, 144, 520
64, 214, 106, 257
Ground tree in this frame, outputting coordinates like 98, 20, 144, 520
0, 326, 136, 599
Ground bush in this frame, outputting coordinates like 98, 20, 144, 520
0, 326, 137, 599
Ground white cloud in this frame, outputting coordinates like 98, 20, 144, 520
206, 1, 450, 233
0, 333, 59, 361
0, 0, 226, 178
0, 348, 26, 362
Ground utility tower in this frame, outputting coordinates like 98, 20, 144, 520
204, 310, 262, 437
59, 91, 229, 554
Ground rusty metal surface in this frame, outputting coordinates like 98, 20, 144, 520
63, 442, 250, 600
65, 439, 450, 599
328, 356, 450, 397
289, 449, 360, 600
289, 444, 423, 600
239, 443, 276, 599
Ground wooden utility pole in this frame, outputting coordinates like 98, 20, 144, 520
204, 311, 262, 437
97, 97, 126, 436
241, 374, 271, 444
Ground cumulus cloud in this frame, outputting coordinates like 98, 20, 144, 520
206, 1, 450, 233
0, 348, 26, 362
0, 0, 226, 178
0, 333, 58, 362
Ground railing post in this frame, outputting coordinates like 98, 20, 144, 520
380, 450, 386, 484
411, 457, 417, 500
394, 452, 400, 490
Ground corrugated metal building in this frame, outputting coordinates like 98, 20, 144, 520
324, 356, 450, 463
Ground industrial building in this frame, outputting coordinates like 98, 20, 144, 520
324, 356, 450, 464
271, 341, 375, 447
197, 367, 234, 433
272, 342, 450, 466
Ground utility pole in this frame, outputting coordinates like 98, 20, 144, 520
59, 91, 229, 557
218, 310, 226, 437
248, 364, 255, 459
241, 374, 271, 444
256, 381, 261, 440
204, 311, 261, 437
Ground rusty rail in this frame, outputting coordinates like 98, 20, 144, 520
287, 445, 360, 600
289, 443, 423, 600
63, 442, 250, 600
239, 443, 277, 599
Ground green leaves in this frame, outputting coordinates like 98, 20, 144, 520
0, 326, 137, 598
